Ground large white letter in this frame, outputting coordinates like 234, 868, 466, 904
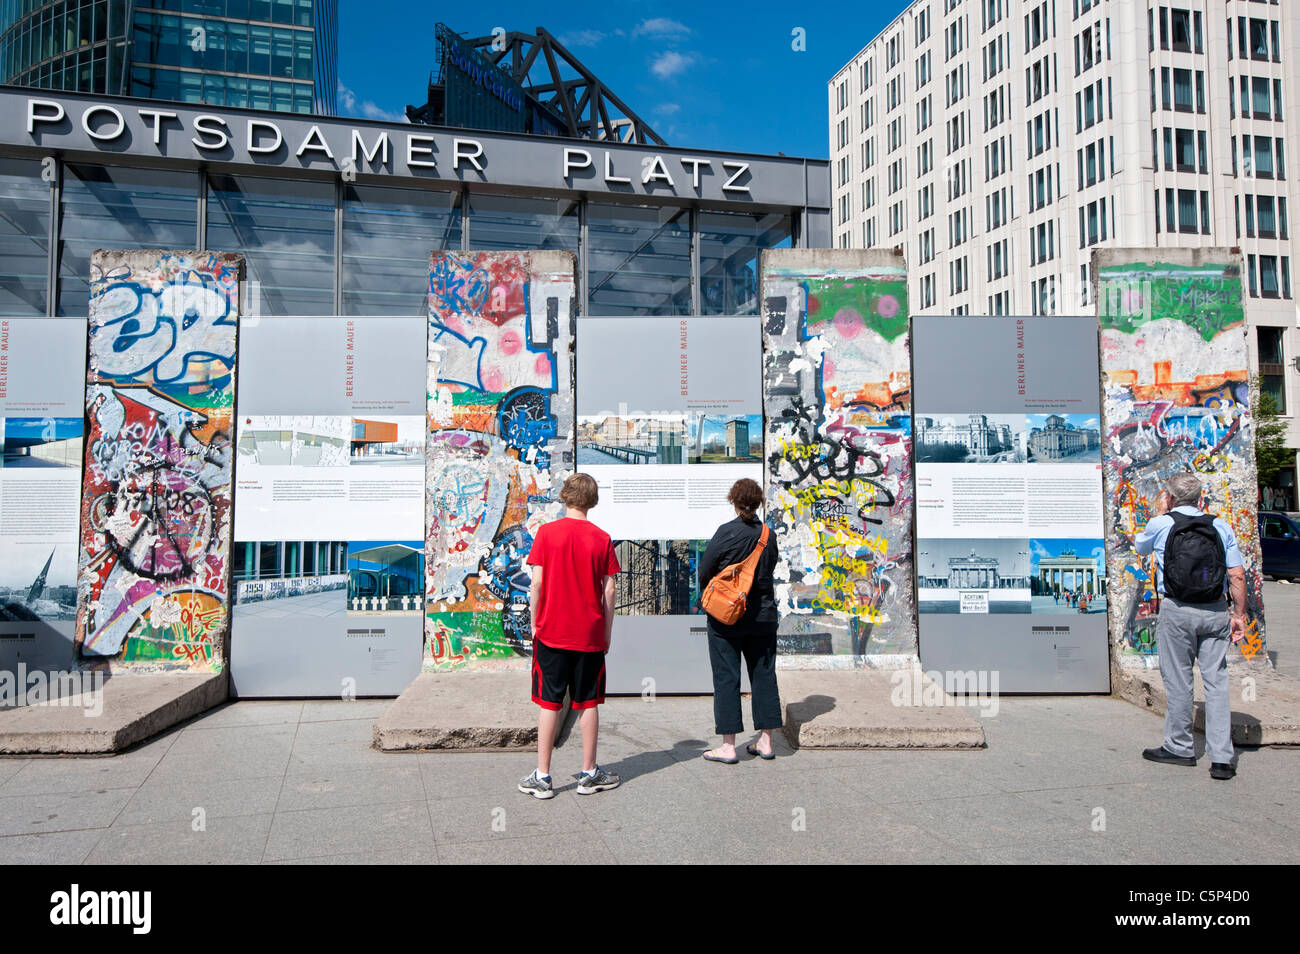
246, 119, 283, 154
191, 114, 230, 150
407, 134, 437, 169
27, 98, 64, 134
351, 128, 390, 166
138, 108, 178, 146
721, 160, 751, 193
563, 147, 593, 180
81, 105, 125, 142
453, 138, 484, 171
295, 124, 334, 160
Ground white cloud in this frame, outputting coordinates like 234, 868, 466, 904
650, 50, 693, 80
560, 29, 606, 47
634, 18, 691, 37
337, 82, 407, 123
653, 102, 681, 116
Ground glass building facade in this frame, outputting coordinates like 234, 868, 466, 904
0, 158, 798, 320
0, 0, 337, 114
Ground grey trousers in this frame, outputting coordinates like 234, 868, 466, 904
1155, 597, 1234, 764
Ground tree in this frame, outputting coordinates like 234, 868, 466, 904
1251, 374, 1294, 489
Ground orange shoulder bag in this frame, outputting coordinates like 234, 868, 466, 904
699, 524, 770, 625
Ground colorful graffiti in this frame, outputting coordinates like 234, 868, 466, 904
424, 251, 574, 670
75, 250, 242, 671
761, 250, 916, 662
1097, 256, 1266, 666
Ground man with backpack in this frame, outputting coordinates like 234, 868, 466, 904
1133, 472, 1247, 780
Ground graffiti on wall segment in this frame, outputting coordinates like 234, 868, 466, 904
424, 251, 574, 669
761, 251, 916, 663
75, 250, 242, 670
1098, 258, 1266, 665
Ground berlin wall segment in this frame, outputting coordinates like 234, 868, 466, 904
75, 250, 243, 672
1096, 248, 1267, 673
760, 249, 918, 667
423, 251, 576, 670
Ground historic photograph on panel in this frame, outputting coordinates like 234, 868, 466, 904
0, 417, 83, 468
236, 415, 350, 467
0, 545, 77, 622
914, 412, 1026, 463
687, 413, 763, 463
1026, 414, 1102, 463
231, 540, 350, 617
346, 541, 425, 614
1030, 538, 1107, 614
613, 539, 705, 615
349, 417, 424, 464
916, 538, 1032, 613
576, 414, 689, 465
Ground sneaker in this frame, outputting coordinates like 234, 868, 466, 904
575, 766, 621, 795
517, 769, 555, 799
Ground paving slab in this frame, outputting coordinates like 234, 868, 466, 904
374, 671, 561, 751
1115, 665, 1300, 745
778, 670, 987, 749
0, 672, 228, 755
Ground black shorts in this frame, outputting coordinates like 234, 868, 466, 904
531, 640, 606, 711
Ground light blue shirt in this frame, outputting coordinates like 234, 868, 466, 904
1134, 506, 1243, 596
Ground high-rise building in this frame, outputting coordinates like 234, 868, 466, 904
830, 0, 1298, 499
0, 0, 338, 114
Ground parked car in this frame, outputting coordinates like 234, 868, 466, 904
1259, 511, 1300, 580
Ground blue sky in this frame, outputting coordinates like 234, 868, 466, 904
336, 2, 898, 159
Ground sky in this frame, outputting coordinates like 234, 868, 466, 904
336, 1, 899, 159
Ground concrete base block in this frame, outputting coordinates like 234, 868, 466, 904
1116, 666, 1300, 746
375, 671, 550, 751
779, 670, 986, 749
0, 671, 228, 754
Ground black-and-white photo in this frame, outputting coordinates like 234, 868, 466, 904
914, 412, 1026, 463
916, 538, 1032, 614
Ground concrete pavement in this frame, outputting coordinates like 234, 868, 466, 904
1, 691, 1294, 864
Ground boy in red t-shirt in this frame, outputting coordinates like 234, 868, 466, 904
518, 473, 622, 799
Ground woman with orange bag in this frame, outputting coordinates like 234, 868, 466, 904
696, 478, 783, 763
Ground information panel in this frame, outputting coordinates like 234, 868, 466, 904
0, 318, 85, 673
913, 316, 1109, 692
230, 316, 426, 697
578, 316, 762, 692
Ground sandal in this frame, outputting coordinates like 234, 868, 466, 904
703, 749, 739, 764
746, 743, 775, 760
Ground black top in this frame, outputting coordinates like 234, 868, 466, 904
698, 513, 779, 634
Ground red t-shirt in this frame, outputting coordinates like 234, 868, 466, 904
526, 517, 621, 652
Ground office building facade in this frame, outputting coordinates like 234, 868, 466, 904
830, 0, 1299, 501
0, 0, 337, 114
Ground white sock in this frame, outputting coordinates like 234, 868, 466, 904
582, 766, 597, 777
536, 770, 550, 781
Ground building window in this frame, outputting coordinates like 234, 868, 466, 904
1258, 326, 1287, 413
206, 173, 334, 316
586, 203, 690, 315
698, 210, 793, 315
1261, 255, 1280, 298
342, 184, 462, 316
59, 164, 198, 317
0, 158, 50, 317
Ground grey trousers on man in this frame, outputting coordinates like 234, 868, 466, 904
1155, 597, 1234, 764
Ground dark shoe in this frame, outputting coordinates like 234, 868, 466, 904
746, 743, 775, 760
1143, 746, 1197, 767
1210, 763, 1236, 780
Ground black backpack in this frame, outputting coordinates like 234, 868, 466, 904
1163, 512, 1227, 603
